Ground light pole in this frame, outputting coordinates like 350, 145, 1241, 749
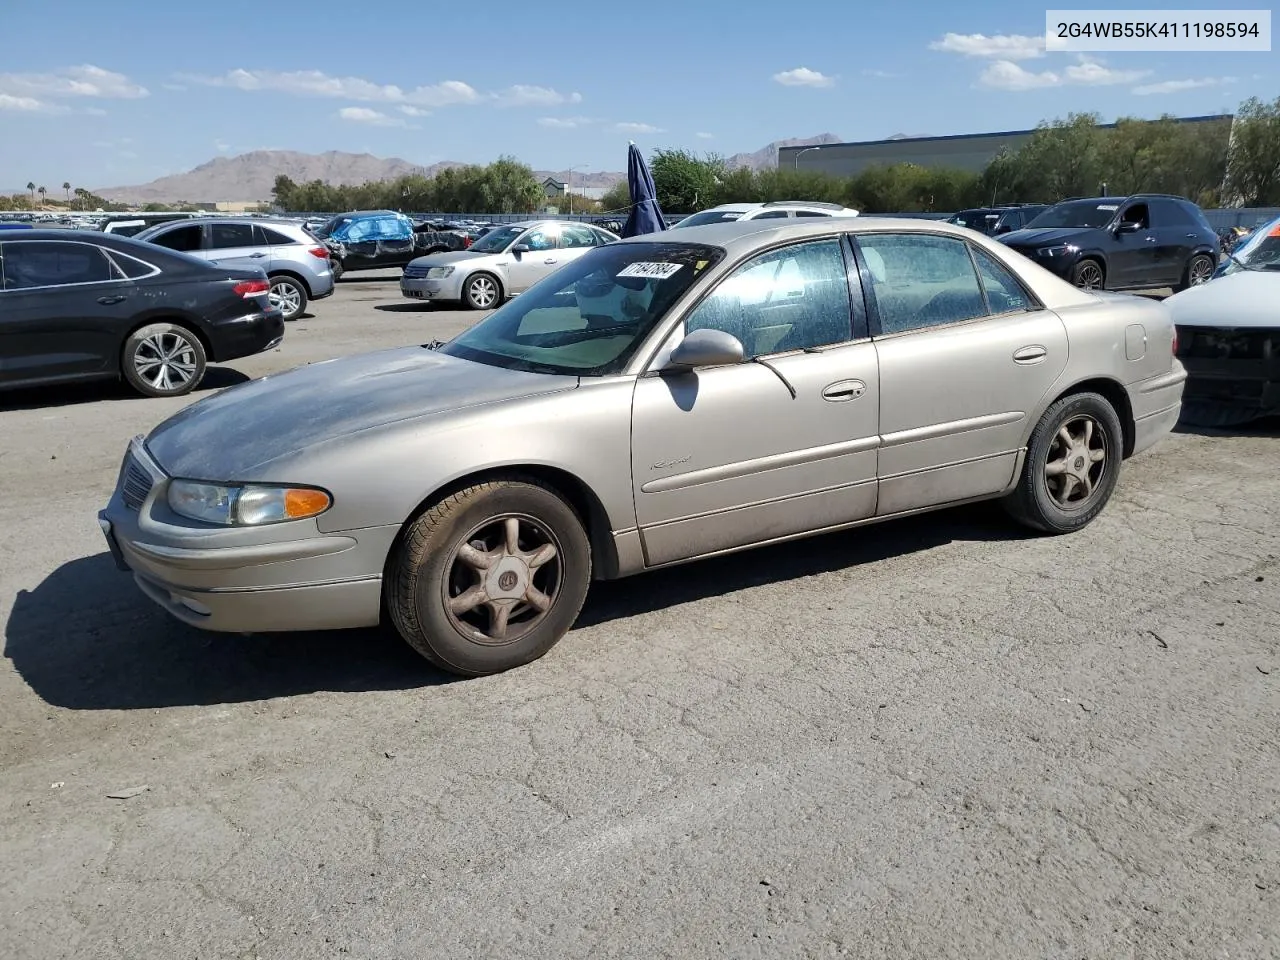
566, 163, 587, 216
794, 146, 822, 170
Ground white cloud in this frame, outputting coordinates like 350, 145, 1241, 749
1132, 76, 1237, 95
0, 93, 57, 112
696, 131, 714, 139
398, 105, 430, 117
615, 122, 663, 134
538, 115, 596, 128
930, 32, 1044, 60
337, 106, 409, 127
214, 139, 231, 152
861, 68, 899, 79
83, 106, 108, 116
162, 82, 187, 92
773, 67, 835, 88
0, 64, 146, 113
181, 69, 576, 111
979, 56, 1149, 90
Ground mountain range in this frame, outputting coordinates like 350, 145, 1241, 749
91, 134, 848, 204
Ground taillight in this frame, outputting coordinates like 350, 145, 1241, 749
233, 280, 269, 298
1171, 327, 1178, 355
307, 246, 329, 259
463, 236, 473, 248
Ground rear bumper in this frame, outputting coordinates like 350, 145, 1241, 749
208, 309, 285, 362
1129, 361, 1188, 457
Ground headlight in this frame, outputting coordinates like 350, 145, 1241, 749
167, 480, 332, 526
426, 266, 454, 279
1037, 244, 1077, 258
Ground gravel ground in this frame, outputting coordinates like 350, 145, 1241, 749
1, 270, 1277, 960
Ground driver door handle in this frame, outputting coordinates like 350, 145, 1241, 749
97, 295, 126, 305
822, 379, 866, 401
249, 252, 267, 258
1013, 344, 1047, 364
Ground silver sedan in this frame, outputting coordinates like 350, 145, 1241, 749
100, 218, 1187, 676
400, 219, 620, 309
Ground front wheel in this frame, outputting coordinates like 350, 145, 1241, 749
269, 275, 308, 321
1176, 253, 1216, 292
463, 272, 501, 310
1070, 258, 1105, 290
1002, 392, 1123, 534
386, 477, 592, 676
121, 322, 207, 398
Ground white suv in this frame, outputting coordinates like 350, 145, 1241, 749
671, 201, 859, 229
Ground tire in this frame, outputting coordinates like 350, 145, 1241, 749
1175, 253, 1216, 292
269, 274, 307, 321
386, 477, 592, 677
462, 272, 502, 310
331, 260, 344, 282
121, 322, 207, 398
1002, 391, 1123, 535
1069, 258, 1105, 290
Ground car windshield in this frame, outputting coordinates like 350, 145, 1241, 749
438, 241, 725, 376
467, 224, 527, 253
1223, 222, 1280, 274
672, 210, 745, 228
1025, 201, 1118, 229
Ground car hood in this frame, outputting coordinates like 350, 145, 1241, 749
998, 226, 1094, 248
407, 250, 492, 268
144, 347, 578, 480
1163, 270, 1280, 330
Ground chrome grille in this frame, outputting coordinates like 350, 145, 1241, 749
120, 455, 154, 510
402, 264, 427, 279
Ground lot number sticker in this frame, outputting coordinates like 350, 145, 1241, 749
618, 261, 683, 279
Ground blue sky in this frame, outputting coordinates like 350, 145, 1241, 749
0, 0, 1272, 190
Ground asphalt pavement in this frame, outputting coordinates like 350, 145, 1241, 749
1, 270, 1277, 960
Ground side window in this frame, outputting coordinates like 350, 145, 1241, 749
520, 228, 557, 251
1152, 199, 1193, 227
794, 210, 831, 217
375, 217, 411, 240
209, 222, 256, 250
1120, 203, 1150, 230
857, 233, 988, 335
344, 219, 374, 241
560, 225, 596, 248
591, 229, 617, 246
971, 247, 1031, 314
685, 239, 854, 356
149, 224, 203, 252
1, 241, 114, 289
256, 225, 298, 245
752, 210, 790, 219
105, 250, 158, 279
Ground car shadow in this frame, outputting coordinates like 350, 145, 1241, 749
0, 368, 252, 412
5, 502, 1026, 709
1175, 414, 1280, 438
373, 303, 460, 313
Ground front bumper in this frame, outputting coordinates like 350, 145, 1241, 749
1176, 324, 1280, 425
98, 437, 397, 634
209, 309, 285, 363
400, 273, 464, 302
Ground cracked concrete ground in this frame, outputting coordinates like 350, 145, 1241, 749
2, 271, 1278, 959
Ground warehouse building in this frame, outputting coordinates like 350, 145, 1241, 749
779, 114, 1234, 177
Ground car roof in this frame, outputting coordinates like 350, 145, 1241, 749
615, 216, 986, 252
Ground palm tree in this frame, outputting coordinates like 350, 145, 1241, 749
62, 181, 71, 202
26, 181, 35, 204
37, 186, 47, 207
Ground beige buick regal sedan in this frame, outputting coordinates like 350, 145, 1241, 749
100, 218, 1187, 676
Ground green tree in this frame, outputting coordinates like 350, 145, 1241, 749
62, 181, 71, 202
1225, 96, 1280, 206
599, 180, 631, 212
649, 149, 726, 212
26, 182, 35, 204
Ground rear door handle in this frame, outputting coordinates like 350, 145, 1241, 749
1013, 345, 1047, 364
249, 252, 267, 258
1185, 233, 1198, 238
1145, 236, 1157, 243
821, 379, 866, 401
544, 258, 558, 264
97, 295, 126, 305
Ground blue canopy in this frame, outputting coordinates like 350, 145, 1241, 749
621, 142, 666, 238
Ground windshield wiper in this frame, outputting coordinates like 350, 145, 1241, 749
423, 339, 447, 350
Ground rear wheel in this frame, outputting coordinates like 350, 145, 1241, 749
1175, 253, 1216, 292
1002, 392, 1123, 534
463, 272, 501, 310
121, 322, 207, 398
386, 477, 592, 676
1070, 258, 1105, 290
269, 275, 307, 321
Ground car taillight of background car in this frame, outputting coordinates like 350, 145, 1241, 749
233, 280, 270, 299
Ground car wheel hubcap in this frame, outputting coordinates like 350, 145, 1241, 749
1190, 258, 1213, 284
443, 514, 562, 645
1044, 414, 1107, 507
133, 333, 197, 392
470, 277, 496, 307
270, 280, 301, 313
1076, 264, 1102, 289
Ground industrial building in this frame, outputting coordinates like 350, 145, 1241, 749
779, 114, 1234, 177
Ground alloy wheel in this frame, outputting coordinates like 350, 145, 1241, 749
132, 332, 198, 393
1074, 262, 1103, 289
1043, 415, 1108, 507
443, 514, 563, 645
270, 279, 302, 315
1189, 257, 1214, 285
468, 276, 498, 308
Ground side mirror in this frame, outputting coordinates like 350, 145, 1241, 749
666, 328, 745, 370
511, 243, 531, 255
1115, 221, 1140, 234
995, 224, 1012, 235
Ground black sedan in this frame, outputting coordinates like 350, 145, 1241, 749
0, 230, 283, 398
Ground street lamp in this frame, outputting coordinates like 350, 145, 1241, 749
566, 163, 588, 216
794, 146, 822, 170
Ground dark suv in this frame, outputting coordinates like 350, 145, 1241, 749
947, 203, 1049, 236
997, 194, 1219, 292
